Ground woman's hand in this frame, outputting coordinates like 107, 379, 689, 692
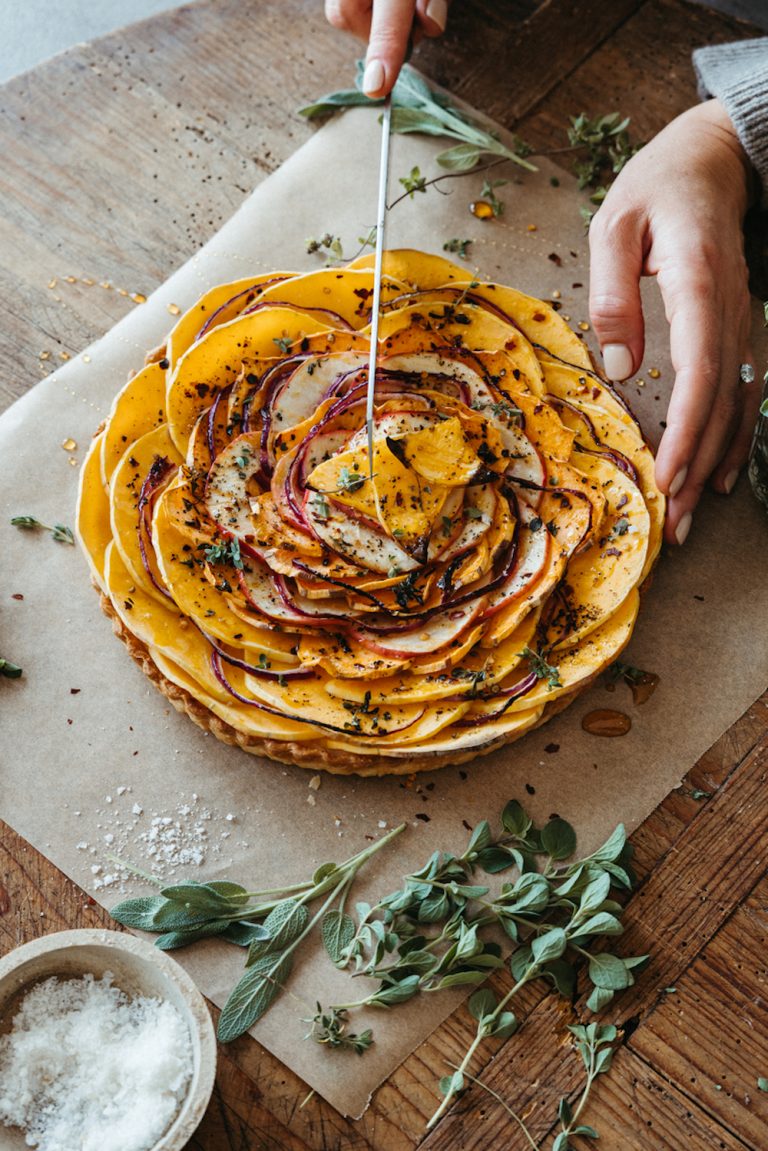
324, 0, 449, 97
588, 98, 758, 544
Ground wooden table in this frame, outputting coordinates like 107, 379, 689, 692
1, 2, 767, 1147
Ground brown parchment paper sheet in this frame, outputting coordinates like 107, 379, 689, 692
1, 106, 767, 1121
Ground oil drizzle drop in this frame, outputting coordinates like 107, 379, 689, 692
629, 672, 659, 706
582, 709, 632, 737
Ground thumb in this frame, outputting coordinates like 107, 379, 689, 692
362, 0, 417, 97
588, 206, 646, 381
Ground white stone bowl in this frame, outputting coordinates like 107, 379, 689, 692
0, 928, 217, 1150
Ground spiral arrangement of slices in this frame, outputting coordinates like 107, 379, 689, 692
77, 250, 664, 774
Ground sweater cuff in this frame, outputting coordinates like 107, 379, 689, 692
693, 39, 768, 191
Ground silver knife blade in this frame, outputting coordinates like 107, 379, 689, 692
365, 97, 392, 479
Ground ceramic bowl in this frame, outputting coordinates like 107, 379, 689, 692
0, 928, 217, 1150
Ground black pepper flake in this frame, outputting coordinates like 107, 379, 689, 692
415, 812, 431, 823
70, 688, 81, 695
544, 743, 559, 754
525, 783, 536, 795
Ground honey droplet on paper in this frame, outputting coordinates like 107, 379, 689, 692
61, 438, 77, 452
470, 200, 494, 220
131, 292, 147, 305
629, 672, 659, 706
167, 303, 181, 316
648, 367, 661, 379
581, 709, 632, 737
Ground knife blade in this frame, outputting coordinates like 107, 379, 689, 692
365, 96, 392, 479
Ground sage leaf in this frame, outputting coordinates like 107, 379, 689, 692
573, 912, 624, 938
436, 143, 485, 171
371, 974, 420, 1006
154, 921, 234, 950
217, 952, 293, 1043
321, 909, 356, 965
109, 896, 168, 930
256, 898, 309, 953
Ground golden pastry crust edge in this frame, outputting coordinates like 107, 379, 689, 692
96, 590, 625, 777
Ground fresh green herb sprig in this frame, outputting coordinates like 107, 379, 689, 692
306, 233, 344, 260
461, 1022, 617, 1150
520, 645, 562, 690
399, 165, 428, 197
568, 112, 639, 190
443, 238, 473, 260
304, 1004, 373, 1056
110, 823, 405, 1042
309, 801, 643, 1125
299, 65, 537, 175
11, 516, 74, 545
204, 537, 244, 571
0, 658, 23, 679
605, 660, 648, 686
481, 178, 508, 216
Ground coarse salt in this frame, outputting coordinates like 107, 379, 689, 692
0, 972, 193, 1151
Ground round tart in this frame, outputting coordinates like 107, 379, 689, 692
77, 249, 664, 775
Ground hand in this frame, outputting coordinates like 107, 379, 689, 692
588, 98, 759, 545
325, 0, 449, 97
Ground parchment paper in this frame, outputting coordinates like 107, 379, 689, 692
1, 106, 767, 1119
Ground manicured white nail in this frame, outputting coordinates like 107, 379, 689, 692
362, 59, 385, 95
426, 0, 448, 30
602, 343, 634, 381
675, 512, 693, 546
723, 468, 739, 494
668, 466, 688, 498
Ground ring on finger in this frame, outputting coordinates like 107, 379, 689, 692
738, 362, 755, 385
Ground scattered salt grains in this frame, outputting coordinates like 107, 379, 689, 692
0, 973, 193, 1151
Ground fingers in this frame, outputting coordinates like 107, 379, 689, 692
325, 0, 373, 39
363, 0, 418, 96
588, 205, 646, 383
655, 250, 753, 544
415, 0, 449, 35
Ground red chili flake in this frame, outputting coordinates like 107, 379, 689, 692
11, 593, 24, 601
67, 718, 73, 725
70, 688, 81, 695
462, 819, 472, 831
548, 252, 562, 266
592, 387, 601, 400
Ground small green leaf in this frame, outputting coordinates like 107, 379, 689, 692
552, 1133, 571, 1151
574, 911, 624, 938
321, 909, 356, 965
476, 846, 515, 874
541, 817, 577, 860
466, 819, 492, 855
586, 985, 615, 1013
501, 799, 532, 838
438, 1071, 465, 1097
757, 1077, 768, 1092
572, 1124, 600, 1138
248, 899, 308, 959
469, 989, 497, 1021
0, 658, 23, 679
558, 1096, 573, 1124
371, 974, 421, 1006
490, 1011, 518, 1039
109, 896, 168, 931
588, 952, 633, 991
531, 927, 567, 966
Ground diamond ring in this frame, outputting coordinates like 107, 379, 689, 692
739, 363, 755, 385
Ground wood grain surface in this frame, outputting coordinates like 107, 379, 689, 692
1, 1, 767, 1148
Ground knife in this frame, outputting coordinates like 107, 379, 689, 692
365, 96, 393, 480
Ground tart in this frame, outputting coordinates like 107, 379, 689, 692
76, 249, 664, 775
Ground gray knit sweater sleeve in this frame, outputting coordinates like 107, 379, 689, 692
693, 38, 768, 187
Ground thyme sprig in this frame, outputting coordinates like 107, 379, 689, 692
10, 515, 74, 544
0, 658, 23, 679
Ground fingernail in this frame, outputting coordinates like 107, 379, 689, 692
602, 343, 634, 382
362, 58, 385, 95
425, 0, 448, 30
724, 468, 739, 494
675, 512, 693, 546
668, 466, 688, 498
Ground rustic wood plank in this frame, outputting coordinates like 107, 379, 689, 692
517, 0, 758, 153
629, 878, 768, 1149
